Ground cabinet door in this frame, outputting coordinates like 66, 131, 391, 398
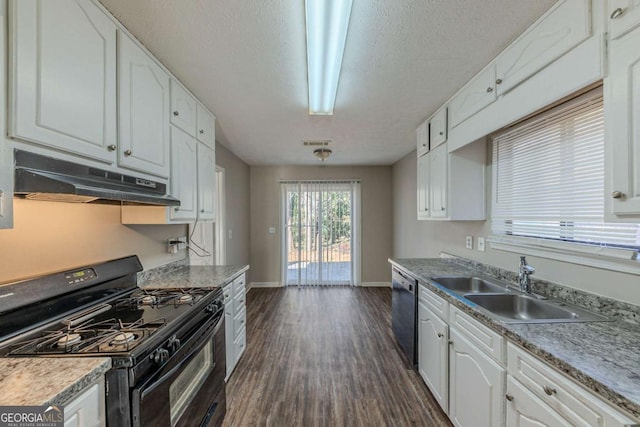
429, 144, 448, 218
418, 301, 449, 413
63, 379, 105, 427
609, 0, 640, 40
495, 0, 591, 95
196, 104, 216, 148
170, 80, 197, 137
417, 153, 430, 219
416, 121, 429, 157
449, 65, 497, 129
430, 107, 448, 148
224, 285, 235, 380
118, 32, 170, 178
506, 376, 571, 427
197, 143, 216, 221
10, 0, 117, 163
170, 127, 198, 221
449, 328, 506, 427
608, 26, 640, 215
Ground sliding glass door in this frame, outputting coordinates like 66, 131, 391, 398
281, 181, 360, 286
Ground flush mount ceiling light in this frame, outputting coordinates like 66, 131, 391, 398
305, 0, 353, 115
313, 148, 332, 162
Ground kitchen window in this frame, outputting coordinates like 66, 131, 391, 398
489, 87, 640, 272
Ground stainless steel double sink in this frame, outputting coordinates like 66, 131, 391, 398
430, 276, 609, 324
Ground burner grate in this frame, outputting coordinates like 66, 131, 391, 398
123, 288, 210, 308
8, 317, 166, 355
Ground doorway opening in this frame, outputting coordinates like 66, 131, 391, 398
281, 181, 360, 286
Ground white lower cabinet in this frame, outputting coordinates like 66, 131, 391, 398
418, 299, 449, 413
225, 273, 246, 380
506, 375, 572, 427
449, 327, 506, 427
507, 343, 638, 427
63, 378, 105, 427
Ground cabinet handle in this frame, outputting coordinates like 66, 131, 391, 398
610, 8, 624, 19
124, 149, 132, 156
439, 131, 443, 135
448, 340, 453, 345
201, 209, 205, 213
543, 385, 557, 396
496, 78, 503, 85
107, 144, 117, 151
441, 207, 445, 211
173, 111, 180, 116
486, 86, 493, 93
505, 394, 514, 401
612, 191, 623, 199
174, 207, 180, 212
437, 333, 444, 338
200, 129, 205, 134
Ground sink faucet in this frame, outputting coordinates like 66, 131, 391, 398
518, 256, 535, 293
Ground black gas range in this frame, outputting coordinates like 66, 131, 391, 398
0, 256, 226, 427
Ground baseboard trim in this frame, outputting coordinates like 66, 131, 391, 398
361, 282, 391, 287
248, 282, 282, 291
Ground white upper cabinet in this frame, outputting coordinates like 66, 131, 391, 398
170, 127, 198, 221
449, 65, 497, 129
609, 0, 640, 39
429, 144, 448, 218
416, 120, 429, 157
170, 80, 197, 137
495, 0, 591, 95
429, 107, 448, 148
9, 0, 117, 163
606, 24, 640, 216
417, 153, 430, 219
196, 104, 216, 149
197, 143, 216, 221
118, 31, 171, 178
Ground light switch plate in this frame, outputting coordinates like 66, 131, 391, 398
477, 237, 485, 252
268, 227, 276, 234
465, 236, 473, 249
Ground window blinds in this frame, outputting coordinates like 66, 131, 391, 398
491, 89, 640, 250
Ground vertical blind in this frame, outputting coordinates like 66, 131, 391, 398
282, 180, 359, 286
491, 89, 640, 250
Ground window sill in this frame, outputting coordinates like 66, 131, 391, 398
487, 235, 640, 275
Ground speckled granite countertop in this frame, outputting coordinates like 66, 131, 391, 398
390, 257, 640, 420
0, 357, 111, 406
138, 263, 249, 289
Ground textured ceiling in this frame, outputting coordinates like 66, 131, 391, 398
98, 0, 556, 166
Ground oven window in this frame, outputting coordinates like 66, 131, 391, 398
169, 341, 214, 426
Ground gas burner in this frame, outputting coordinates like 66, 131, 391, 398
57, 333, 82, 347
140, 295, 157, 306
177, 294, 194, 305
111, 332, 136, 346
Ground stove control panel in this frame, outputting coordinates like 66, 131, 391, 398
64, 268, 97, 285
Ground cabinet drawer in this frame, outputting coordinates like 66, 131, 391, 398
449, 305, 504, 364
419, 284, 449, 321
233, 274, 246, 295
233, 306, 246, 337
507, 343, 638, 426
234, 326, 247, 362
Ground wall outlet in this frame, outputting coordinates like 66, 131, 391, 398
167, 236, 188, 253
268, 227, 276, 234
477, 237, 486, 252
465, 236, 473, 249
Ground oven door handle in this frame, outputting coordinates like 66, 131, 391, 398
137, 312, 223, 400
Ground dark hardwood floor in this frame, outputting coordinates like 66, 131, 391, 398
223, 287, 452, 427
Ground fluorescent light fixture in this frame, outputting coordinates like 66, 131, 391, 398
305, 0, 353, 115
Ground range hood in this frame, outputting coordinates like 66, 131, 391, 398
14, 150, 180, 206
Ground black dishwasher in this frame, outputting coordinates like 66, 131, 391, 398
391, 267, 418, 367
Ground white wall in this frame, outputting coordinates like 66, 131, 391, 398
392, 149, 640, 306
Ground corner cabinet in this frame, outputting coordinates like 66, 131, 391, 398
9, 0, 117, 163
117, 31, 170, 178
416, 141, 485, 221
606, 23, 640, 217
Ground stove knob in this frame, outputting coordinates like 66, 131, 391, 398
167, 336, 181, 353
151, 348, 170, 364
